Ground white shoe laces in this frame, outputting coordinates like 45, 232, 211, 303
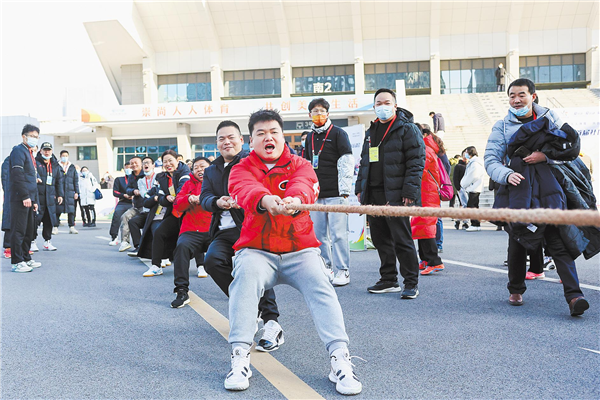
260, 322, 282, 343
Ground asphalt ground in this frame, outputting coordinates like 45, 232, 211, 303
2, 219, 599, 399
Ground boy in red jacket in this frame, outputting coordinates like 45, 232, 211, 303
224, 110, 361, 395
170, 157, 212, 308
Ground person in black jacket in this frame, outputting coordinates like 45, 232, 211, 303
9, 124, 43, 272
2, 156, 11, 257
118, 156, 144, 252
356, 89, 426, 299
107, 160, 136, 245
55, 150, 80, 234
200, 120, 282, 352
452, 155, 468, 230
33, 143, 64, 251
139, 150, 190, 277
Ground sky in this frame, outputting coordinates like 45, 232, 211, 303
1, 1, 119, 121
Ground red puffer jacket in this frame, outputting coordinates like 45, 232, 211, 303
411, 135, 441, 239
229, 146, 321, 253
173, 173, 212, 234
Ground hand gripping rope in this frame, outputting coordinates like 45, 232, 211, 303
284, 204, 600, 228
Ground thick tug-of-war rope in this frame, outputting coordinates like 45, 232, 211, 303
284, 204, 600, 228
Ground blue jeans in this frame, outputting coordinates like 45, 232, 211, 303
310, 197, 350, 272
435, 218, 443, 249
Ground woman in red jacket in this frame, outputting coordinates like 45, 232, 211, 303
411, 125, 444, 275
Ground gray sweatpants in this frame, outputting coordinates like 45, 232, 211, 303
119, 207, 140, 243
229, 247, 349, 352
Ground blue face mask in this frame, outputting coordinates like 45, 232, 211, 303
26, 136, 39, 148
509, 105, 530, 117
375, 105, 395, 121
42, 154, 51, 160
144, 170, 153, 176
124, 168, 132, 175
61, 157, 68, 163
82, 171, 88, 178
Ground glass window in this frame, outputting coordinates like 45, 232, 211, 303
223, 68, 281, 98
77, 146, 97, 161
440, 57, 504, 94
365, 61, 430, 91
113, 139, 177, 171
519, 54, 585, 85
293, 65, 355, 94
157, 73, 211, 103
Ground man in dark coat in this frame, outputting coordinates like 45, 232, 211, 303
55, 150, 79, 234
428, 111, 445, 135
452, 155, 468, 229
495, 63, 506, 92
2, 156, 11, 257
34, 142, 64, 251
356, 88, 426, 299
9, 124, 42, 272
108, 161, 133, 245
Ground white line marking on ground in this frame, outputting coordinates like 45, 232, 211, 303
444, 259, 600, 291
579, 347, 600, 355
95, 236, 112, 241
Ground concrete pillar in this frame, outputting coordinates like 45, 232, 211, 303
210, 64, 224, 101
586, 46, 599, 88
354, 56, 365, 95
176, 123, 192, 161
95, 126, 113, 175
280, 59, 293, 98
506, 50, 520, 85
429, 53, 441, 95
142, 57, 157, 104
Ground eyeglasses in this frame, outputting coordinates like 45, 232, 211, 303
310, 109, 328, 115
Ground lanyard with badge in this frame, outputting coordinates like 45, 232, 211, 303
311, 125, 333, 169
46, 161, 53, 185
369, 115, 397, 162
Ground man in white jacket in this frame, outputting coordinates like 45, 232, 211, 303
460, 146, 486, 232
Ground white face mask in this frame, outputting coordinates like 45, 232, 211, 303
301, 140, 306, 148
124, 168, 132, 175
374, 105, 395, 121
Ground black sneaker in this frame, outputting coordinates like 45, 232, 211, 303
462, 223, 469, 230
454, 220, 460, 230
171, 290, 190, 308
401, 285, 419, 299
89, 223, 96, 227
367, 280, 402, 294
127, 248, 139, 257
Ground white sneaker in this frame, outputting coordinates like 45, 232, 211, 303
329, 348, 363, 395
543, 256, 556, 271
197, 265, 208, 278
256, 320, 284, 352
143, 265, 163, 277
69, 226, 78, 234
26, 260, 42, 268
119, 242, 132, 252
224, 347, 252, 391
12, 262, 33, 273
465, 226, 481, 232
43, 241, 57, 251
52, 227, 58, 235
108, 239, 119, 246
332, 270, 350, 286
30, 241, 39, 252
161, 259, 171, 267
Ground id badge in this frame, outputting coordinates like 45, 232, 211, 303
46, 174, 53, 185
312, 155, 319, 169
369, 147, 380, 163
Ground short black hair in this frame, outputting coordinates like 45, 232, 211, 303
193, 156, 211, 166
507, 78, 536, 95
374, 88, 396, 102
60, 150, 69, 156
176, 154, 183, 158
124, 161, 131, 167
301, 131, 310, 138
216, 120, 242, 136
308, 98, 329, 112
248, 109, 284, 135
142, 156, 154, 163
129, 156, 142, 164
81, 166, 89, 171
161, 149, 178, 161
464, 146, 478, 157
22, 124, 40, 136
429, 111, 435, 116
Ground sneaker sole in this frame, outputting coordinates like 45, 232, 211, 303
171, 298, 190, 308
401, 290, 419, 299
421, 268, 444, 275
255, 336, 285, 352
43, 248, 57, 251
329, 372, 363, 395
12, 269, 33, 273
332, 280, 350, 286
198, 274, 208, 278
368, 287, 402, 294
119, 247, 132, 252
143, 272, 163, 277
224, 374, 252, 391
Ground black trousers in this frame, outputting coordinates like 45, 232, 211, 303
3, 230, 10, 249
205, 228, 280, 322
467, 192, 480, 226
367, 190, 419, 287
418, 238, 442, 266
151, 214, 180, 266
109, 203, 131, 240
10, 202, 35, 264
128, 212, 147, 248
527, 246, 544, 274
173, 231, 211, 293
507, 225, 583, 303
36, 208, 53, 241
82, 205, 96, 224
56, 212, 75, 227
